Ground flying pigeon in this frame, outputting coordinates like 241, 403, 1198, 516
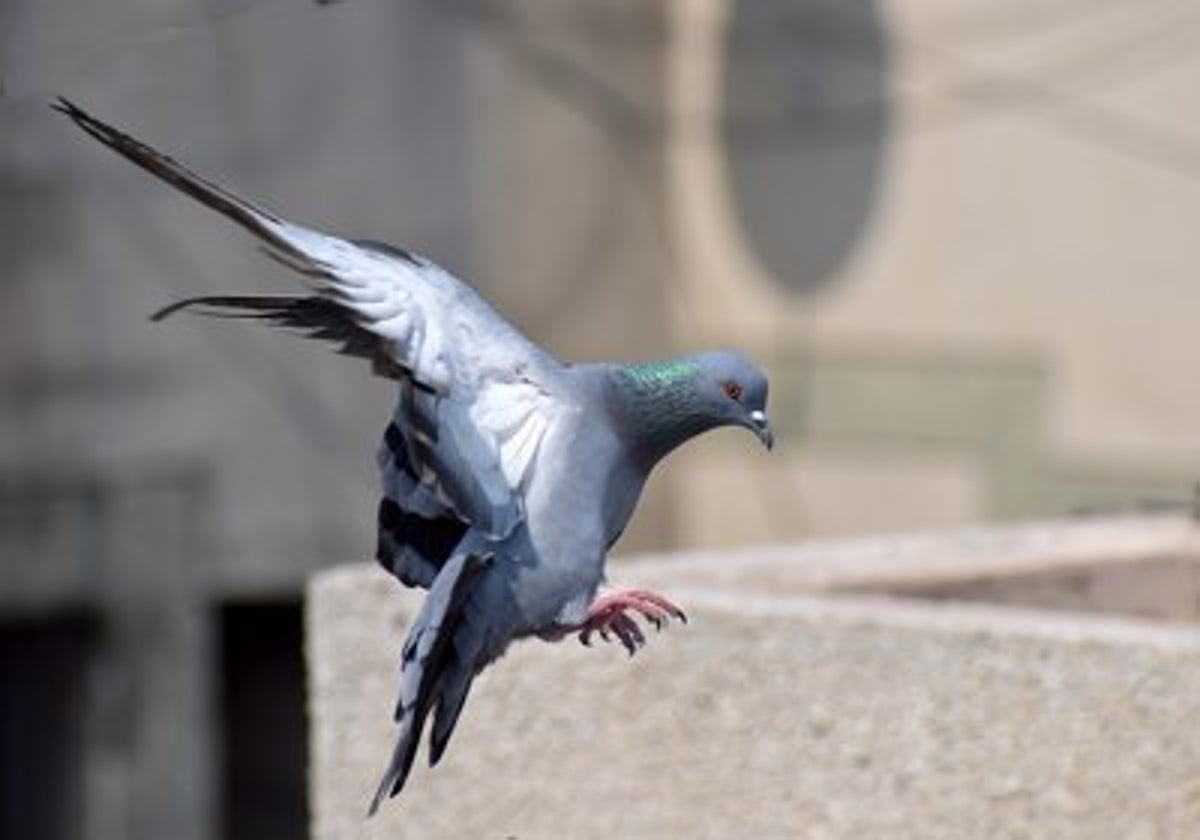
55, 98, 773, 812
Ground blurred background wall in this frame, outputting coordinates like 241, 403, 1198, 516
0, 0, 1198, 838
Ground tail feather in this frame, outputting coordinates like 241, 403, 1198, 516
428, 643, 478, 767
368, 552, 491, 815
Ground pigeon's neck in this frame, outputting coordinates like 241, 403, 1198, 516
613, 359, 719, 467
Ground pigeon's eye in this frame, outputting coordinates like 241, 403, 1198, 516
723, 381, 743, 402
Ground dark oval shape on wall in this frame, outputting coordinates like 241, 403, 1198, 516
721, 0, 890, 297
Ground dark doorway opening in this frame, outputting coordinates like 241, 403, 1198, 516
218, 601, 307, 840
0, 614, 95, 840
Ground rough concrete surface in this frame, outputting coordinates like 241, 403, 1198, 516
627, 515, 1200, 597
626, 515, 1200, 625
307, 553, 1200, 839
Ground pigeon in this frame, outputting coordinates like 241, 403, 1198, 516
55, 98, 774, 812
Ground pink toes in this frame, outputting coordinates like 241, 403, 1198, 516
577, 589, 688, 655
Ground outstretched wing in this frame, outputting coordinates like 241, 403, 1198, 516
56, 98, 567, 578
54, 99, 553, 393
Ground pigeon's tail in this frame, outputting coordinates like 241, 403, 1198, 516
52, 98, 306, 261
368, 552, 493, 815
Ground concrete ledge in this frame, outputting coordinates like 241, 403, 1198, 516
625, 514, 1200, 620
307, 549, 1200, 839
624, 514, 1200, 591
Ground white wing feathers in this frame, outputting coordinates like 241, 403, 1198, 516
278, 221, 560, 487
271, 224, 461, 389
273, 223, 564, 530
470, 379, 556, 492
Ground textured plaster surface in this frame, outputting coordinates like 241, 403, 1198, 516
308, 554, 1200, 839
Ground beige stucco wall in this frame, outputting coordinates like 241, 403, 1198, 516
661, 0, 1200, 546
307, 518, 1200, 839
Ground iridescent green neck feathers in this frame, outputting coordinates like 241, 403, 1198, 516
615, 358, 719, 465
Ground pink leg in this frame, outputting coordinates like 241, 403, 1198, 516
574, 589, 688, 656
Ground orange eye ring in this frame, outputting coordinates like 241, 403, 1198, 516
723, 381, 744, 402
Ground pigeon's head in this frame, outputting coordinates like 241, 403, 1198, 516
691, 350, 773, 450
617, 350, 774, 462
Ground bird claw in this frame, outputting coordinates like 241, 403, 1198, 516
574, 589, 687, 656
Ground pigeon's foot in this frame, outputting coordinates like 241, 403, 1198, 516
576, 589, 687, 656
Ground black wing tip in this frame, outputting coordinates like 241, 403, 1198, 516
148, 296, 237, 322
150, 299, 197, 322
50, 96, 77, 116
148, 294, 310, 323
51, 95, 88, 118
52, 97, 111, 138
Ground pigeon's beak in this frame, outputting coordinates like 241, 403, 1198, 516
748, 410, 774, 451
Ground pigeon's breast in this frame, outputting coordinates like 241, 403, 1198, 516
505, 412, 623, 630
